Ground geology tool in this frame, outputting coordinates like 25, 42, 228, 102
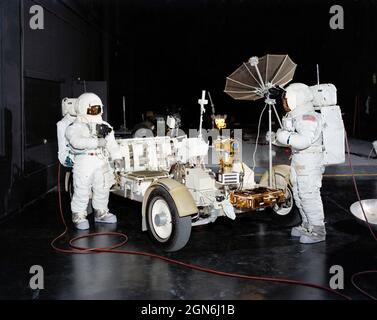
224, 54, 296, 187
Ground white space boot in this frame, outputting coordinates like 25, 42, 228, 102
291, 224, 309, 237
72, 212, 90, 230
299, 225, 326, 244
95, 209, 117, 224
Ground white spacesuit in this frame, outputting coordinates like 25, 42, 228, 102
66, 93, 122, 230
276, 83, 326, 244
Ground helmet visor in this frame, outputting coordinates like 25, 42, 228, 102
87, 105, 102, 115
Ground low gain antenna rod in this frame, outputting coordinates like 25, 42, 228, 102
208, 91, 216, 129
198, 90, 208, 139
316, 64, 320, 85
122, 96, 127, 130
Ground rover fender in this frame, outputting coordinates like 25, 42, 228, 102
259, 165, 291, 190
141, 178, 197, 231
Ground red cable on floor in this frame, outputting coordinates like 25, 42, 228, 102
51, 164, 351, 300
351, 271, 377, 300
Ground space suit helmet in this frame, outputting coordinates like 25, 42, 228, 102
283, 83, 314, 111
76, 93, 104, 117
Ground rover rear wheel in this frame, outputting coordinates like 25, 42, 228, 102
146, 186, 192, 252
271, 185, 301, 227
272, 185, 294, 216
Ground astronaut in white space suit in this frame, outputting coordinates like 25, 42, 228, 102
276, 83, 326, 244
65, 93, 122, 230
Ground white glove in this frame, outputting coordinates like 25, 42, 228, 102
276, 129, 291, 145
97, 138, 107, 148
265, 131, 276, 143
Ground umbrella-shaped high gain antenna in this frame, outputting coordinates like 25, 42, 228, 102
224, 54, 297, 188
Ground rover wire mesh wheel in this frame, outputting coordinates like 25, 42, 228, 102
272, 185, 294, 216
146, 186, 192, 252
271, 185, 301, 227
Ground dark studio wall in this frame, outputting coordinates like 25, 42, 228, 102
0, 0, 22, 220
0, 0, 106, 219
1, 0, 377, 220
106, 0, 377, 138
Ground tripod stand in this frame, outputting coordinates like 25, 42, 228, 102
264, 96, 283, 188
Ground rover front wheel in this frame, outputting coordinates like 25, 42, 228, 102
146, 186, 192, 252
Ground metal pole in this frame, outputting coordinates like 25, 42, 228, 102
198, 90, 207, 139
272, 103, 283, 128
122, 96, 126, 129
268, 104, 273, 188
199, 105, 203, 138
208, 91, 215, 129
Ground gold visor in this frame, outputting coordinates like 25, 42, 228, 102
87, 105, 102, 115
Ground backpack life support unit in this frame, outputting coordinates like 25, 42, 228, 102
57, 98, 77, 167
310, 84, 345, 166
